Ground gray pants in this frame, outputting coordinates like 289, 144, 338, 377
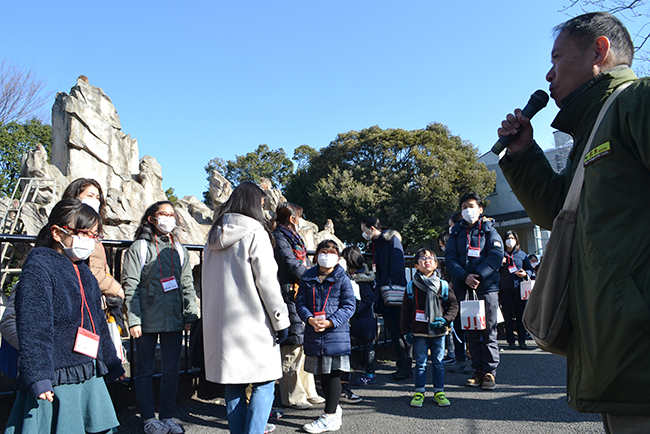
602, 413, 650, 434
466, 291, 500, 376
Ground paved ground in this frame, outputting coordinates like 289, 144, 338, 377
101, 341, 603, 434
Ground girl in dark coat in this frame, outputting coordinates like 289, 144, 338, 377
498, 230, 535, 349
4, 200, 124, 434
296, 240, 355, 433
272, 202, 323, 409
341, 246, 377, 387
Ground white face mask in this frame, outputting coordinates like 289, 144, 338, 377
155, 216, 176, 234
530, 261, 539, 268
80, 198, 101, 214
295, 217, 303, 232
317, 253, 339, 268
362, 230, 373, 241
60, 234, 95, 261
505, 239, 516, 249
462, 207, 480, 224
440, 245, 446, 252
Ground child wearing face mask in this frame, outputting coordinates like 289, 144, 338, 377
4, 200, 124, 434
122, 201, 199, 434
296, 240, 356, 434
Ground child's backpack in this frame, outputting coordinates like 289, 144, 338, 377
405, 279, 449, 301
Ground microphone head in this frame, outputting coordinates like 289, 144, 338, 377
528, 90, 549, 112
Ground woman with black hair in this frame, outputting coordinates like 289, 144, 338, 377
202, 182, 290, 434
122, 200, 199, 434
273, 202, 324, 410
4, 199, 124, 434
498, 230, 535, 350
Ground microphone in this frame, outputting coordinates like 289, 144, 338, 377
491, 90, 549, 154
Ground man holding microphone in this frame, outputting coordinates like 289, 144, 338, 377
498, 12, 650, 433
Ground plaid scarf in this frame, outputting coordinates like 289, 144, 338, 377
277, 224, 308, 265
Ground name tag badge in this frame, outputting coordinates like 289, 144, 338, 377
74, 327, 99, 359
313, 311, 326, 320
468, 247, 480, 258
415, 310, 428, 322
508, 265, 518, 274
161, 277, 179, 292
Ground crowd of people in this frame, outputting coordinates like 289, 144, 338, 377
2, 10, 650, 434
1, 176, 539, 434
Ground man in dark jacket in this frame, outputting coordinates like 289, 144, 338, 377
445, 193, 503, 390
497, 12, 650, 431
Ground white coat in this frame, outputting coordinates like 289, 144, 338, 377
202, 213, 290, 384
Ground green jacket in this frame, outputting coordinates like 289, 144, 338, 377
123, 232, 199, 333
500, 66, 650, 416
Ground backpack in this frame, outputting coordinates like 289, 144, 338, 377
406, 279, 449, 301
137, 239, 185, 271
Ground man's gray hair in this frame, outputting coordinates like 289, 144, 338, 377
554, 12, 634, 67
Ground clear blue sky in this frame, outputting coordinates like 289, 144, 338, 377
0, 1, 622, 199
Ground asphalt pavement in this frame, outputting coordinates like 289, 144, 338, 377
110, 340, 603, 434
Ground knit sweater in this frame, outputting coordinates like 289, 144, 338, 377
16, 247, 124, 397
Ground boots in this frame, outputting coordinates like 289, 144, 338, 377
393, 357, 413, 380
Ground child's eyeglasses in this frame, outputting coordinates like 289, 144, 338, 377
418, 256, 436, 262
154, 212, 176, 218
61, 226, 104, 241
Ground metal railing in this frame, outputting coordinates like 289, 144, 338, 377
0, 234, 429, 400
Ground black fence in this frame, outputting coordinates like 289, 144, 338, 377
1, 234, 428, 400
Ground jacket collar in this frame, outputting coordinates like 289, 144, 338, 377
551, 65, 636, 139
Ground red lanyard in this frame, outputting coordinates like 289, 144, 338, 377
73, 264, 96, 334
313, 283, 334, 313
154, 234, 175, 280
506, 252, 514, 266
467, 220, 482, 249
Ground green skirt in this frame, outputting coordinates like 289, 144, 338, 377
4, 375, 119, 434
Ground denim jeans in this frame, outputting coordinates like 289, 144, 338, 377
413, 336, 445, 393
225, 380, 276, 434
134, 331, 182, 421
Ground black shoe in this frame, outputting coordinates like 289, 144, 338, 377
393, 366, 413, 380
507, 342, 517, 350
519, 342, 529, 350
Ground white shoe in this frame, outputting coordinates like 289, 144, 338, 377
143, 418, 171, 434
303, 413, 341, 433
162, 418, 184, 434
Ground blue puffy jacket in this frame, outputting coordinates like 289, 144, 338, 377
445, 217, 504, 295
296, 264, 356, 357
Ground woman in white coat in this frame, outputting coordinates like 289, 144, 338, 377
202, 181, 290, 434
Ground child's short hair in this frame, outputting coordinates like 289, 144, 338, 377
415, 248, 437, 262
341, 246, 365, 270
459, 192, 483, 209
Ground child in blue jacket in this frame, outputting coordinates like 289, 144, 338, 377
296, 240, 356, 434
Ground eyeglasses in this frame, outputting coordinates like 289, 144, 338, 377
154, 212, 176, 218
61, 226, 103, 241
418, 256, 436, 263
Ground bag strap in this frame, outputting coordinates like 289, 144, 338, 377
406, 281, 414, 300
139, 238, 185, 272
562, 82, 632, 212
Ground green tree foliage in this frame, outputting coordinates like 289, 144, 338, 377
203, 145, 294, 206
284, 123, 496, 247
0, 118, 52, 196
165, 187, 179, 205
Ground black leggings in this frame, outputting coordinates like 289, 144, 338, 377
320, 370, 342, 414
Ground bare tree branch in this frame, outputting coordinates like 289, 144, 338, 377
0, 60, 53, 125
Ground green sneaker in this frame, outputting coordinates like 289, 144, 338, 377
410, 392, 424, 408
434, 391, 450, 407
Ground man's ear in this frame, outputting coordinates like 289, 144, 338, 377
593, 36, 611, 68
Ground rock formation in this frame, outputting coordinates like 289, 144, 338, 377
8, 77, 343, 258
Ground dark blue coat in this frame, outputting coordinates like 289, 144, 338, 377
370, 229, 407, 288
446, 218, 504, 295
296, 264, 356, 357
273, 228, 309, 346
499, 248, 535, 291
348, 265, 376, 344
16, 247, 124, 398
